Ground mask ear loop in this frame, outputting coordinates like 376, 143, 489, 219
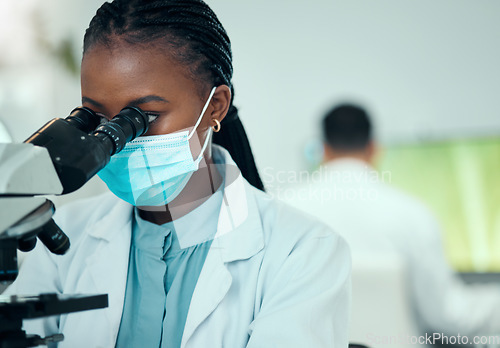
191, 86, 217, 166
194, 126, 213, 166
188, 86, 217, 140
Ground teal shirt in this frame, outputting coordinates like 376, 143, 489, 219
116, 184, 223, 348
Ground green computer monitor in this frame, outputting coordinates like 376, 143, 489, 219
379, 137, 500, 272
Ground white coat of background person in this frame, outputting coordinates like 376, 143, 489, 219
283, 104, 500, 341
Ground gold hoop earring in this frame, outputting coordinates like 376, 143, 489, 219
212, 119, 221, 132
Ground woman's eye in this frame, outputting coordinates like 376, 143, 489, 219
94, 111, 158, 126
144, 112, 160, 125
95, 113, 109, 125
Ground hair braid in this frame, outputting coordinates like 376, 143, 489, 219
84, 0, 265, 191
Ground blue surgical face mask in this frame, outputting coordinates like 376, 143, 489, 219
98, 87, 217, 206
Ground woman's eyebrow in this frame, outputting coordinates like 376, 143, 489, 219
81, 96, 103, 108
129, 95, 169, 105
81, 95, 169, 108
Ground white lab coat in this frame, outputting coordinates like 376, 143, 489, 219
283, 158, 500, 338
5, 147, 351, 348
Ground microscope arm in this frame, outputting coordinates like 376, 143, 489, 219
0, 143, 62, 238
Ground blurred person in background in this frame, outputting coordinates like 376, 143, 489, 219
285, 103, 500, 339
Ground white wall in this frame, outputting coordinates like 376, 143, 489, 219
210, 0, 500, 174
1, 0, 499, 201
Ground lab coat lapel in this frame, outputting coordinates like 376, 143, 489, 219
84, 198, 133, 342
181, 151, 264, 347
180, 237, 232, 348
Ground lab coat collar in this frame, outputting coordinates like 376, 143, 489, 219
83, 197, 133, 343
87, 195, 133, 241
211, 144, 264, 262
322, 158, 374, 173
215, 181, 264, 262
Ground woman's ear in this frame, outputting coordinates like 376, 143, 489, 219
210, 85, 231, 123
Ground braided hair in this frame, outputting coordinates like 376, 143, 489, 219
83, 0, 265, 191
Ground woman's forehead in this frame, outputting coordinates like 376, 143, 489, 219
83, 44, 186, 78
81, 44, 198, 96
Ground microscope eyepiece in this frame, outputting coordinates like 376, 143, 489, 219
92, 107, 149, 155
65, 107, 101, 133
